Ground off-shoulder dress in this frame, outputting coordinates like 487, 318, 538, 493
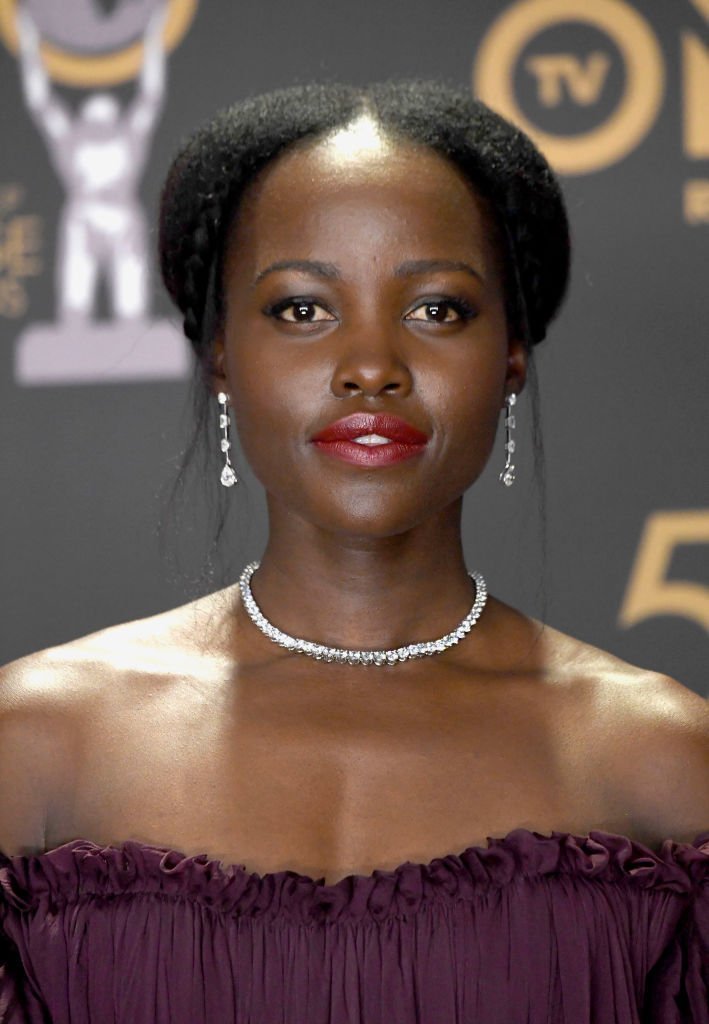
0, 827, 707, 1023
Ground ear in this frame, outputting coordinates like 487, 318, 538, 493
504, 335, 528, 404
207, 331, 229, 399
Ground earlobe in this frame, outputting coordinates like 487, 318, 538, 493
207, 333, 228, 398
504, 337, 528, 403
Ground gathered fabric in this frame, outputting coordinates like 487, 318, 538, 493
0, 827, 707, 1023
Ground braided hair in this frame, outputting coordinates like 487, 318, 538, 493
158, 79, 570, 363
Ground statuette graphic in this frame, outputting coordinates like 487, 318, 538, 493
5, 0, 197, 385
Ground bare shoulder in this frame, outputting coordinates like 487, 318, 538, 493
538, 620, 709, 844
0, 643, 87, 856
0, 585, 237, 705
538, 619, 707, 714
0, 587, 237, 855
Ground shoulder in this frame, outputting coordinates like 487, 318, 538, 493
604, 666, 709, 845
0, 584, 238, 703
0, 643, 86, 855
539, 622, 709, 844
0, 588, 237, 855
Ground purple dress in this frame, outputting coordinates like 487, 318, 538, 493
0, 828, 707, 1023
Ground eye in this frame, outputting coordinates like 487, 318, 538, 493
405, 298, 476, 324
266, 298, 337, 323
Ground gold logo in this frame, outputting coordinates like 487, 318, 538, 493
0, 0, 196, 86
620, 510, 709, 633
684, 179, 709, 223
473, 0, 665, 174
524, 52, 611, 108
682, 31, 709, 159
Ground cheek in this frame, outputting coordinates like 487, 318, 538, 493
225, 336, 325, 478
425, 345, 507, 462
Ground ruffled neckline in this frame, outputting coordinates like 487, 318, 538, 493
1, 828, 707, 923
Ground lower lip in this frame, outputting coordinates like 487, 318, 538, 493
312, 440, 427, 466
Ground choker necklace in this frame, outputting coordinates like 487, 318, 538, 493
238, 561, 488, 666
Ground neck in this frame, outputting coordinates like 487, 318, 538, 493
241, 499, 480, 652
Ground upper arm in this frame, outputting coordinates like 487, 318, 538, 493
0, 654, 79, 855
616, 674, 709, 845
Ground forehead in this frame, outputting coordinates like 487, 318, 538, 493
224, 125, 502, 280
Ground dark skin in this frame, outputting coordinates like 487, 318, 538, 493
1, 129, 707, 883
213, 131, 527, 661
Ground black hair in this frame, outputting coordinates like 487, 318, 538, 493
156, 79, 571, 598
160, 79, 569, 355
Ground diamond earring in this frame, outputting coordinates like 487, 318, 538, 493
217, 391, 237, 487
499, 392, 517, 487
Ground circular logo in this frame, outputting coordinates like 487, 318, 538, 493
473, 0, 665, 174
0, 0, 197, 87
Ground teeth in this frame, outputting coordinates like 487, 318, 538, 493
353, 434, 392, 446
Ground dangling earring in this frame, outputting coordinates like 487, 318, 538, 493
217, 391, 238, 487
499, 392, 517, 487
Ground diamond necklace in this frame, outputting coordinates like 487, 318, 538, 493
237, 561, 488, 666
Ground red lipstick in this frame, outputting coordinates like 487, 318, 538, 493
311, 413, 429, 467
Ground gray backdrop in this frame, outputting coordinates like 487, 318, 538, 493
1, 0, 707, 696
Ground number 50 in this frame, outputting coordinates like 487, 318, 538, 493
619, 510, 709, 632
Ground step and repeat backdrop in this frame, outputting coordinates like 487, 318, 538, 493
0, 0, 707, 694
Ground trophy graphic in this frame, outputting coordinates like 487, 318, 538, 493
2, 0, 197, 385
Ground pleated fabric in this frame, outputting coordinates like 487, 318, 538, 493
0, 828, 707, 1023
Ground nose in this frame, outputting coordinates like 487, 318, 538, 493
329, 328, 413, 399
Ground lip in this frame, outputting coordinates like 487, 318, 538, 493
311, 412, 429, 468
311, 413, 429, 445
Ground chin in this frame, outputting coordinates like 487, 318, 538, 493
308, 497, 443, 540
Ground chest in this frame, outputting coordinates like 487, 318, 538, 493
52, 665, 628, 883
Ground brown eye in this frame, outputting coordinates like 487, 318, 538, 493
272, 300, 336, 323
405, 300, 474, 323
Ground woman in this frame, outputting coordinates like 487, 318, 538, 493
0, 80, 707, 1023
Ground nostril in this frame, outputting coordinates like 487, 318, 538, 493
343, 382, 360, 391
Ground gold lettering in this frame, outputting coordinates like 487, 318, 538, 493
0, 185, 42, 318
688, 0, 709, 22
0, 183, 24, 215
0, 215, 42, 276
682, 34, 709, 159
619, 510, 709, 632
525, 52, 611, 106
0, 277, 27, 318
684, 180, 709, 224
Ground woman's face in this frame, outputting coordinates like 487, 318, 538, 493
213, 121, 527, 538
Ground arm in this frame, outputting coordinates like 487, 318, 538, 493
0, 666, 50, 858
0, 655, 75, 1022
15, 6, 71, 142
0, 654, 80, 858
127, 3, 169, 137
612, 676, 709, 1019
636, 685, 709, 1022
617, 674, 709, 845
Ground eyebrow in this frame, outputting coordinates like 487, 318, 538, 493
252, 259, 340, 286
394, 259, 484, 283
252, 257, 484, 287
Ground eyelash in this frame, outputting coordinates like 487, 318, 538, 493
263, 295, 478, 324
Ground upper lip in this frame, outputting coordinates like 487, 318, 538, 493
311, 412, 430, 445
